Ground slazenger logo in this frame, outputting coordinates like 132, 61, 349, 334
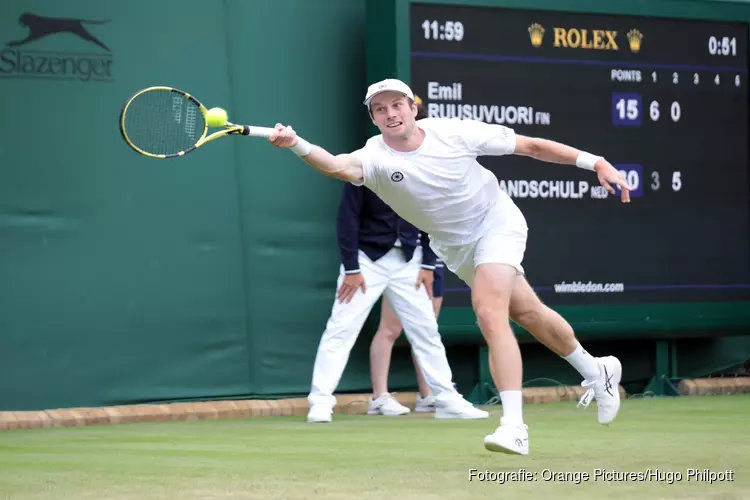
0, 12, 114, 83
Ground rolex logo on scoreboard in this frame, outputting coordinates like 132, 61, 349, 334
528, 23, 545, 48
526, 23, 644, 53
627, 29, 643, 53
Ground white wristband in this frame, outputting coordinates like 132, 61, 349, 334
291, 137, 313, 157
575, 151, 603, 171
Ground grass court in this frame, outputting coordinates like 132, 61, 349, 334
1, 395, 748, 500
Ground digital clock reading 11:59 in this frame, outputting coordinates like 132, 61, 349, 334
422, 20, 464, 41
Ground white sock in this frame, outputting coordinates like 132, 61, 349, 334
499, 390, 524, 425
563, 343, 600, 381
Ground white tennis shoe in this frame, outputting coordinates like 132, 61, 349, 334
414, 394, 437, 413
307, 404, 333, 423
577, 356, 622, 424
483, 417, 529, 455
368, 393, 410, 416
435, 398, 489, 419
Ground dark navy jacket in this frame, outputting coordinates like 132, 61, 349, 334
337, 183, 437, 273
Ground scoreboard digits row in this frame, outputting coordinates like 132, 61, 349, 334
610, 165, 683, 199
647, 71, 740, 86
612, 94, 681, 125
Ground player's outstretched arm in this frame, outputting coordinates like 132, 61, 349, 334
267, 123, 364, 185
514, 135, 632, 203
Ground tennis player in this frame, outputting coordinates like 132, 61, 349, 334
267, 79, 629, 456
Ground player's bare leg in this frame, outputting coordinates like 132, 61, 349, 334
509, 276, 580, 356
472, 263, 522, 393
471, 262, 529, 455
509, 276, 622, 424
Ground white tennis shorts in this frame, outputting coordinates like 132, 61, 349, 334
430, 196, 528, 288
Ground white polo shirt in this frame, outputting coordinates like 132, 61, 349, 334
351, 117, 519, 247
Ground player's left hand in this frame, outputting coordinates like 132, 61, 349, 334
416, 269, 435, 299
595, 160, 632, 203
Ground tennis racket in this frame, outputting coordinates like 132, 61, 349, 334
119, 86, 275, 158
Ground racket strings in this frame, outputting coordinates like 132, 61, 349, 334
123, 90, 205, 156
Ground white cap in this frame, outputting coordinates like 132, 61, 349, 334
363, 78, 415, 106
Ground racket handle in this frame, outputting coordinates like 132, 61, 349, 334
242, 126, 276, 138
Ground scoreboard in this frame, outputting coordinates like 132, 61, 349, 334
366, 0, 750, 330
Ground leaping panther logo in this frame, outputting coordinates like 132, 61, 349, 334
6, 13, 110, 52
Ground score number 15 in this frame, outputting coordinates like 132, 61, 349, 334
612, 93, 681, 125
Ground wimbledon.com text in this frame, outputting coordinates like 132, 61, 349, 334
553, 281, 625, 293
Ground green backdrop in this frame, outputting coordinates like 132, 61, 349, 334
0, 0, 747, 411
0, 0, 387, 411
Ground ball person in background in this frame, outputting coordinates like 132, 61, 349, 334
369, 95, 445, 413
267, 79, 630, 455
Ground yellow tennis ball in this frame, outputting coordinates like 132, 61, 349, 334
206, 107, 228, 127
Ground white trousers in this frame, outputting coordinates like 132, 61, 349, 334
308, 247, 462, 408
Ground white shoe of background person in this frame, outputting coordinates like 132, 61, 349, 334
435, 398, 489, 419
307, 404, 333, 423
367, 393, 411, 416
414, 394, 437, 413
